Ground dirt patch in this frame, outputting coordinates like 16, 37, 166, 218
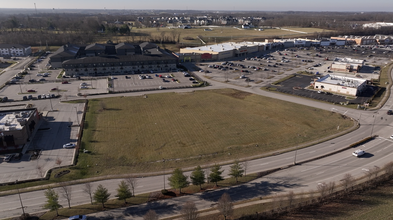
218, 90, 253, 100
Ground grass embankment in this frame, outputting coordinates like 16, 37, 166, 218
368, 63, 393, 108
51, 89, 353, 182
39, 174, 259, 219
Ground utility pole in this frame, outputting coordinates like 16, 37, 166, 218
15, 181, 26, 216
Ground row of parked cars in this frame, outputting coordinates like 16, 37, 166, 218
23, 94, 57, 100
2, 153, 21, 162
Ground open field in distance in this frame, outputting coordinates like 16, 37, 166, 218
99, 27, 329, 51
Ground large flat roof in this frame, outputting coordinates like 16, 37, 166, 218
182, 41, 266, 53
0, 109, 35, 132
333, 57, 364, 65
316, 74, 366, 88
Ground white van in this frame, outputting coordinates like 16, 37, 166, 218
352, 149, 365, 157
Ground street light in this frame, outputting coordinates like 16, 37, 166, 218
163, 158, 166, 190
294, 134, 300, 165
370, 113, 377, 136
15, 180, 26, 216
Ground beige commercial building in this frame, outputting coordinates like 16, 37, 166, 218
0, 108, 40, 151
314, 74, 367, 96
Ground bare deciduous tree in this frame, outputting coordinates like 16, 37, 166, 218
180, 201, 198, 220
287, 191, 295, 207
342, 173, 355, 192
217, 193, 233, 220
205, 168, 210, 183
55, 157, 62, 167
384, 162, 393, 176
243, 161, 249, 177
143, 209, 158, 220
36, 164, 45, 178
59, 183, 72, 208
125, 176, 138, 197
317, 182, 328, 198
308, 189, 315, 202
371, 166, 380, 179
327, 181, 335, 195
99, 101, 106, 111
82, 182, 93, 205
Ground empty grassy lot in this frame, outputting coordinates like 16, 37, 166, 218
102, 27, 328, 51
63, 89, 354, 179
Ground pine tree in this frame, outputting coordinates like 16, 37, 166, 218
168, 168, 189, 194
43, 188, 62, 216
115, 181, 132, 204
229, 161, 244, 182
93, 184, 111, 208
190, 165, 205, 190
209, 164, 224, 186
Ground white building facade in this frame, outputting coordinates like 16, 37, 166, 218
0, 44, 31, 57
314, 74, 367, 96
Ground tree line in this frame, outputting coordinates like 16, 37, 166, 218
1, 12, 393, 47
34, 160, 393, 220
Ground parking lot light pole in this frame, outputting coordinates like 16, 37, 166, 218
15, 180, 25, 216
49, 97, 53, 111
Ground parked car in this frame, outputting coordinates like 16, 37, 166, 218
27, 89, 36, 93
37, 95, 42, 99
23, 96, 28, 100
352, 149, 365, 157
51, 88, 58, 91
387, 110, 393, 115
39, 78, 46, 81
62, 81, 69, 84
29, 79, 36, 83
4, 154, 13, 162
63, 143, 76, 149
68, 215, 87, 220
28, 95, 33, 100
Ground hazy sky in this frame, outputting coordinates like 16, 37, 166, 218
2, 0, 393, 11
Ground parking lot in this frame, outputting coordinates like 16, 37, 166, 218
194, 46, 391, 104
0, 102, 83, 184
112, 71, 199, 92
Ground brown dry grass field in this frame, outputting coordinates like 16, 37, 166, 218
61, 89, 354, 180
103, 27, 329, 52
